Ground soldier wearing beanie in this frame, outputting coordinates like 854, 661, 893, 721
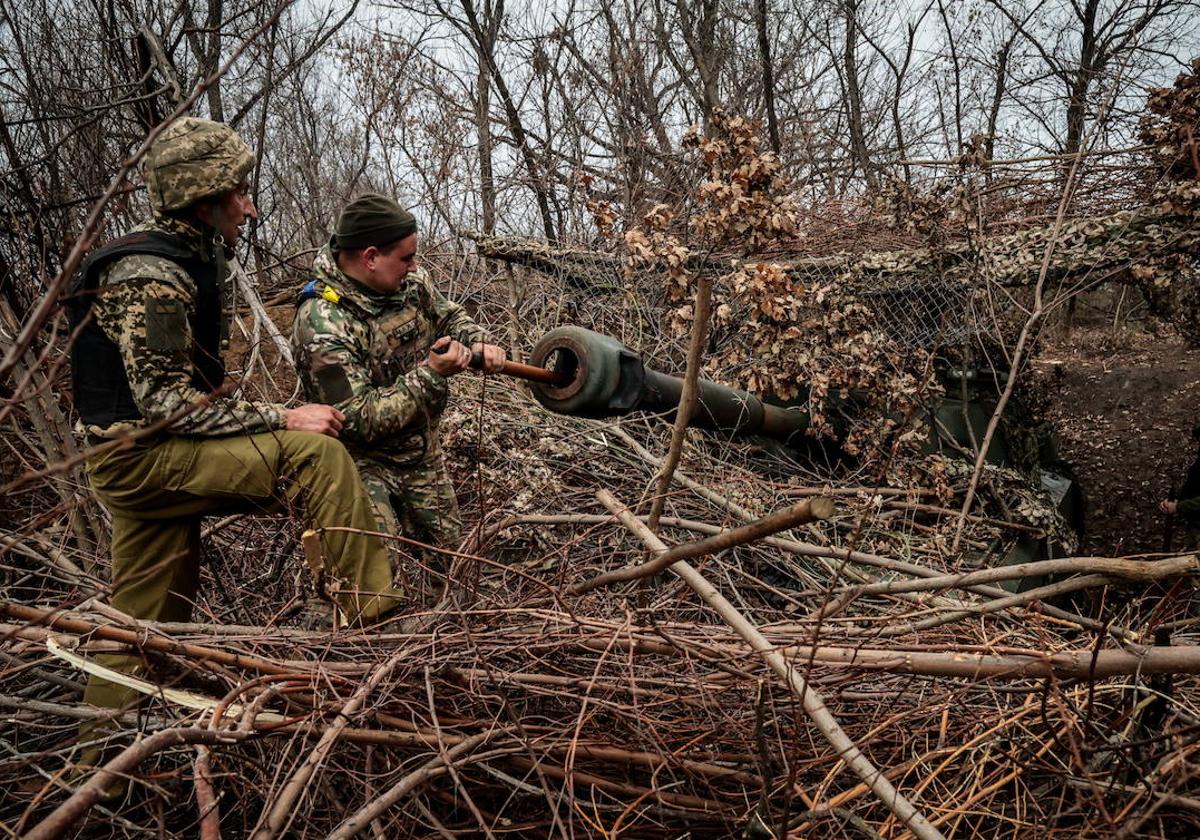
68, 119, 402, 787
291, 193, 506, 601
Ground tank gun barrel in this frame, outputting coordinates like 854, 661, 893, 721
524, 326, 809, 443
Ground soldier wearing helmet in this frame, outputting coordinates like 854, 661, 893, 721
69, 119, 403, 776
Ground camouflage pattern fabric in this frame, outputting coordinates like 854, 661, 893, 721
144, 117, 254, 212
291, 245, 488, 557
86, 214, 286, 438
358, 441, 462, 602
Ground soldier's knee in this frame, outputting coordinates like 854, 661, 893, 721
283, 431, 351, 465
279, 433, 366, 495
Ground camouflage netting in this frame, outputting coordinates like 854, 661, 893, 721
471, 181, 1200, 353
469, 173, 1200, 477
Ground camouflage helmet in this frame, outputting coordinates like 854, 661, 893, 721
143, 117, 254, 212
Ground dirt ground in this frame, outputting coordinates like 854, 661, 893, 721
1036, 327, 1200, 556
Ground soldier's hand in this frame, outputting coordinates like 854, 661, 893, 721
472, 342, 507, 373
427, 336, 471, 376
286, 404, 346, 438
1161, 500, 1178, 515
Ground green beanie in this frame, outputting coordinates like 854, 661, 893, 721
333, 193, 417, 250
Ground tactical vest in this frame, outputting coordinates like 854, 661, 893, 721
297, 279, 434, 392
67, 230, 225, 427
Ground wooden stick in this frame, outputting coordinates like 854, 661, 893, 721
231, 261, 293, 366
856, 574, 1115, 637
249, 651, 408, 840
300, 529, 324, 576
326, 732, 499, 839
294, 530, 344, 630
568, 497, 835, 595
25, 727, 248, 840
549, 631, 1200, 680
0, 601, 297, 677
832, 553, 1199, 597
597, 489, 945, 840
194, 745, 222, 840
646, 273, 714, 534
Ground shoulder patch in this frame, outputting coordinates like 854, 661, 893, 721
297, 280, 320, 304
103, 254, 192, 289
314, 364, 354, 404
146, 296, 188, 351
297, 279, 341, 306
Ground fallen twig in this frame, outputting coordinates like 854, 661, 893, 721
597, 488, 946, 840
568, 497, 834, 595
249, 650, 409, 840
25, 727, 248, 840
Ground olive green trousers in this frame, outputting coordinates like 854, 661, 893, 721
79, 430, 402, 761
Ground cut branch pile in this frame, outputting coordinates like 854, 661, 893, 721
3, 381, 1200, 838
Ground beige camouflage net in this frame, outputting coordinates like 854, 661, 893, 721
471, 133, 1200, 470
472, 182, 1200, 351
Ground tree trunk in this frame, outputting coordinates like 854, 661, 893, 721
937, 0, 963, 154
842, 0, 875, 189
1061, 0, 1098, 337
459, 0, 556, 242
204, 0, 225, 120
674, 0, 722, 131
985, 34, 1015, 166
755, 0, 781, 154
475, 46, 496, 236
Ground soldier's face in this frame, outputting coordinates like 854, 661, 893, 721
201, 180, 258, 246
364, 234, 418, 293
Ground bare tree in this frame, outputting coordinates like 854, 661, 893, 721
990, 0, 1200, 156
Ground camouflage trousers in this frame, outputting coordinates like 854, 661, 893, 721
356, 437, 462, 602
78, 430, 402, 765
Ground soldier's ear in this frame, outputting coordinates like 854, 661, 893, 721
361, 245, 380, 271
191, 199, 217, 229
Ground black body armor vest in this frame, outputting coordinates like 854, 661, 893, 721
66, 230, 225, 427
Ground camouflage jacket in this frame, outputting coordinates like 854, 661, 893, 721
291, 245, 489, 466
87, 215, 286, 438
